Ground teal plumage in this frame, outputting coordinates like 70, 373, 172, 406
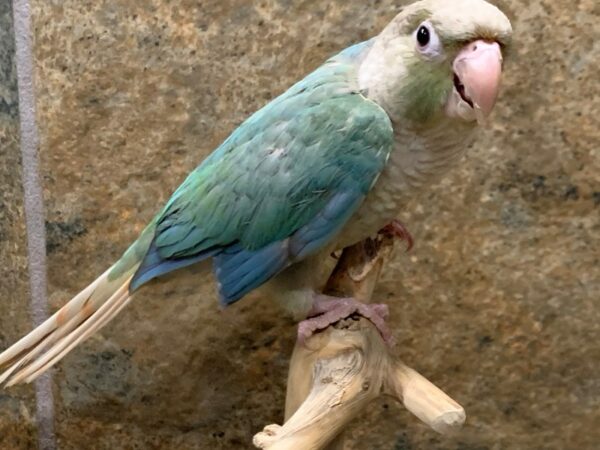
128, 40, 394, 303
0, 0, 513, 386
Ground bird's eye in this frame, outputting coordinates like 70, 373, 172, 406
417, 26, 430, 47
414, 21, 443, 59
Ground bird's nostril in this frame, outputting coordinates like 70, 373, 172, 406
472, 44, 478, 51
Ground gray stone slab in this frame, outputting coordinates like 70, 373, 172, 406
0, 1, 37, 448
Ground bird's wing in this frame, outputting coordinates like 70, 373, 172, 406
131, 50, 394, 304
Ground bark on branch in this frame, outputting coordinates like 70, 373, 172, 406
254, 234, 465, 450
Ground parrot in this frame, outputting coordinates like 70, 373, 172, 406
0, 0, 512, 386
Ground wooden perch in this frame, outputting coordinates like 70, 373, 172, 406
254, 234, 465, 450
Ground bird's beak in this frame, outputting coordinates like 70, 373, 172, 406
447, 40, 503, 123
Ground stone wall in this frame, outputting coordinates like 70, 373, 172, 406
2, 0, 599, 448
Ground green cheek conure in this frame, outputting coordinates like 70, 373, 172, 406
0, 0, 512, 386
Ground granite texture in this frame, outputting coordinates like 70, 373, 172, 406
0, 1, 37, 449
21, 0, 600, 448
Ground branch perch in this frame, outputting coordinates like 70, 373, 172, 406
254, 234, 465, 450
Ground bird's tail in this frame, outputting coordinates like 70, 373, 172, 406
0, 262, 139, 387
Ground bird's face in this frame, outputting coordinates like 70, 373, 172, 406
361, 0, 512, 125
409, 18, 506, 124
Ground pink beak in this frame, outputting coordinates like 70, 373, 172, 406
453, 40, 503, 118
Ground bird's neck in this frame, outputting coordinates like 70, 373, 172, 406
357, 35, 412, 123
356, 36, 478, 187
389, 119, 477, 191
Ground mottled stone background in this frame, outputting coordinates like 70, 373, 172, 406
3, 0, 599, 448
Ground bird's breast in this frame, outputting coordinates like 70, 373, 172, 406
335, 120, 476, 248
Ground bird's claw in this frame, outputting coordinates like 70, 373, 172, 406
379, 219, 414, 252
298, 295, 393, 345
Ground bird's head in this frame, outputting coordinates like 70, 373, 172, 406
359, 0, 512, 125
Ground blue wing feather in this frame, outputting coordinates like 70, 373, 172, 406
214, 241, 290, 304
130, 241, 220, 291
212, 190, 364, 304
130, 39, 393, 305
288, 191, 364, 260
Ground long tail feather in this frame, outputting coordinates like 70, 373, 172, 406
0, 264, 137, 386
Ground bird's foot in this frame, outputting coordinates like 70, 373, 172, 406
298, 294, 392, 344
379, 219, 414, 251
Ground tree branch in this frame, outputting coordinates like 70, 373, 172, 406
254, 234, 465, 450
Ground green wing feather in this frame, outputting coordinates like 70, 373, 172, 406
117, 42, 394, 296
